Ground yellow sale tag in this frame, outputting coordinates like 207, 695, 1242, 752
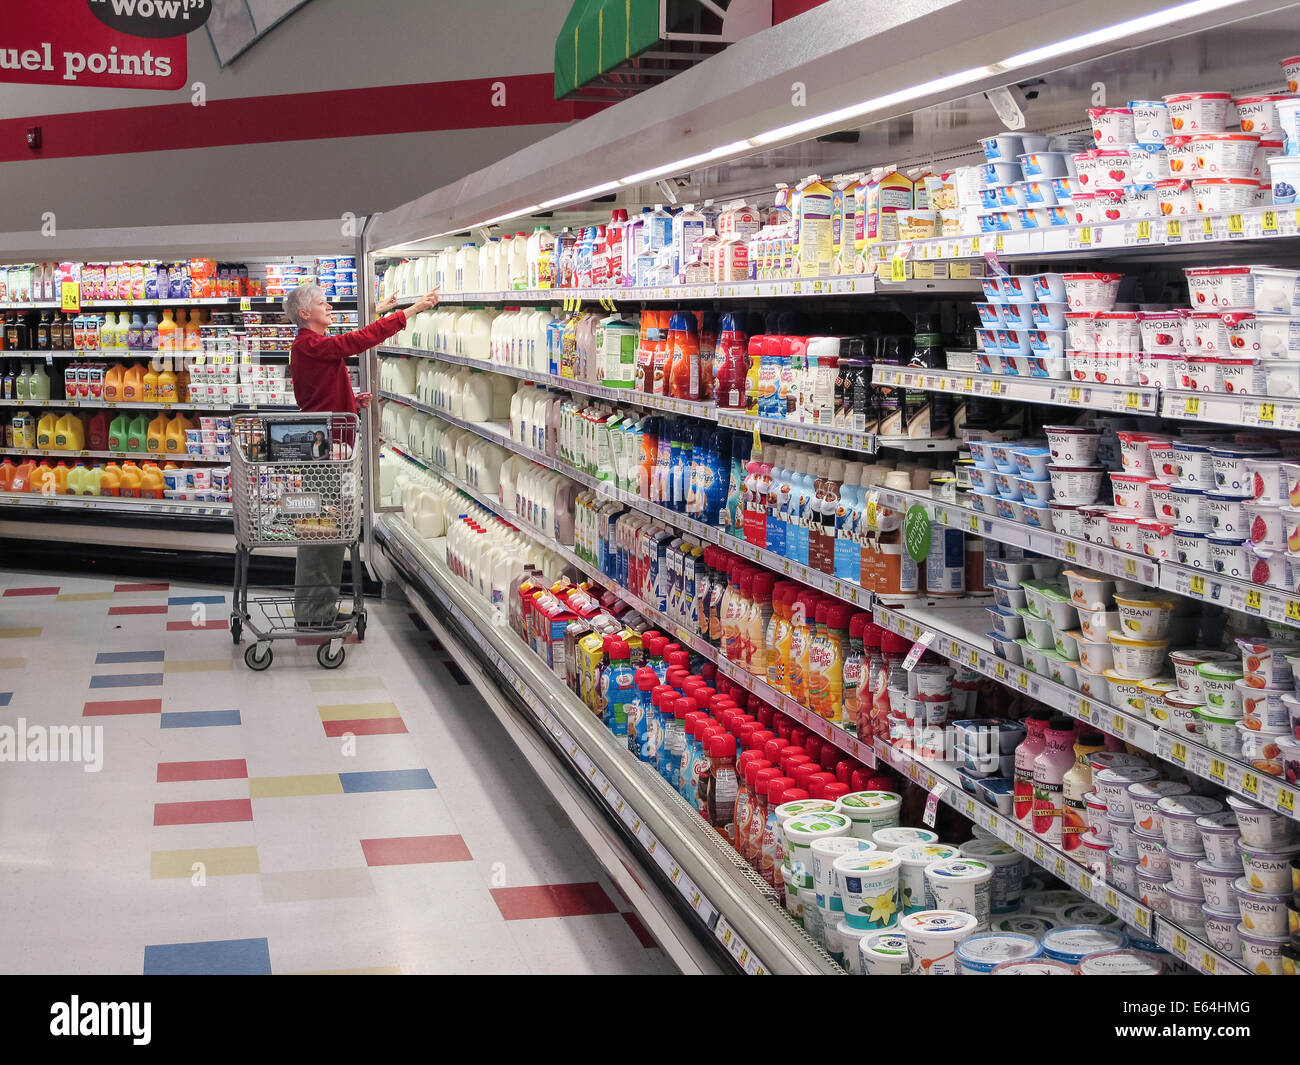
1263, 209, 1279, 233
1279, 787, 1295, 813
1135, 909, 1150, 931
995, 661, 1007, 680
1242, 771, 1259, 797
995, 233, 1005, 252
1288, 599, 1300, 623
1246, 588, 1262, 611
1190, 575, 1206, 596
1227, 213, 1244, 236
1064, 541, 1077, 560
970, 236, 981, 253
1079, 226, 1092, 245
60, 280, 80, 312
1203, 216, 1215, 237
1113, 712, 1126, 734
1136, 220, 1152, 240
963, 377, 974, 391
239, 297, 252, 311
1068, 386, 1082, 403
1209, 758, 1226, 782
890, 255, 907, 283
968, 512, 980, 533
1171, 740, 1187, 764
866, 499, 878, 530
1123, 557, 1137, 578
1185, 396, 1201, 416
1167, 219, 1182, 239
1202, 952, 1216, 974
1105, 888, 1118, 909
1125, 391, 1139, 410
1259, 402, 1276, 423
1173, 933, 1188, 956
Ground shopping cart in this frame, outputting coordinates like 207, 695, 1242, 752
229, 412, 366, 671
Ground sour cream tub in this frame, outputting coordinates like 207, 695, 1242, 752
858, 929, 912, 975
871, 826, 939, 852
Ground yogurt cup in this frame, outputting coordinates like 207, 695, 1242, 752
1198, 661, 1244, 715
1164, 91, 1233, 134
1040, 925, 1127, 966
1167, 884, 1209, 930
1129, 779, 1192, 835
1199, 708, 1244, 755
1233, 877, 1291, 937
836, 790, 902, 840
1238, 924, 1289, 974
1137, 518, 1176, 560
1136, 868, 1173, 914
1207, 494, 1249, 538
1240, 683, 1292, 731
1166, 846, 1205, 896
1238, 721, 1287, 775
835, 850, 903, 931
1168, 648, 1235, 698
1085, 792, 1111, 840
1189, 132, 1260, 178
811, 836, 877, 911
1196, 859, 1239, 912
1236, 636, 1300, 690
1237, 837, 1300, 894
1235, 94, 1292, 137
1197, 810, 1245, 869
1134, 828, 1171, 877
1156, 176, 1197, 214
1201, 905, 1243, 955
1185, 264, 1255, 311
1094, 766, 1159, 818
1156, 794, 1225, 854
1109, 851, 1141, 892
1061, 273, 1122, 312
858, 929, 911, 975
1252, 266, 1300, 315
1227, 794, 1296, 848
893, 842, 961, 914
956, 931, 1042, 975
870, 826, 939, 851
899, 909, 980, 974
1109, 473, 1156, 516
1047, 464, 1105, 505
1089, 107, 1134, 147
1106, 631, 1170, 679
1112, 594, 1174, 639
1269, 155, 1300, 205
1077, 949, 1166, 975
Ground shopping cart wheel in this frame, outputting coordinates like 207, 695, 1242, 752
230, 615, 242, 645
355, 612, 367, 642
317, 642, 345, 669
244, 643, 273, 671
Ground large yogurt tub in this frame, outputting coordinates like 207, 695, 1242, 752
893, 842, 961, 915
958, 837, 1027, 914
899, 909, 979, 974
836, 790, 903, 840
956, 931, 1042, 975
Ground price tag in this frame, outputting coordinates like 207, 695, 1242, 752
1079, 226, 1093, 246
923, 782, 948, 827
1227, 213, 1244, 237
1262, 209, 1279, 235
902, 630, 936, 670
1112, 712, 1126, 735
1241, 770, 1260, 798
1123, 557, 1137, 578
1287, 599, 1300, 624
1173, 932, 1188, 956
968, 649, 979, 669
1246, 588, 1262, 612
1203, 216, 1216, 238
1125, 391, 1140, 411
1190, 574, 1206, 597
1209, 757, 1227, 783
890, 255, 907, 283
239, 297, 252, 311
60, 280, 81, 313
1079, 873, 1093, 893
1166, 219, 1182, 241
1068, 386, 1082, 404
1278, 787, 1295, 814
1202, 951, 1217, 975
1104, 888, 1118, 910
1134, 908, 1150, 932
995, 661, 1008, 681
1184, 395, 1200, 416
1257, 401, 1277, 424
1064, 540, 1077, 560
1135, 220, 1152, 241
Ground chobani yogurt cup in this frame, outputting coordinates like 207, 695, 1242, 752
894, 842, 961, 914
1166, 847, 1205, 896
1110, 851, 1141, 893
1239, 924, 1290, 974
1093, 765, 1160, 817
900, 909, 980, 974
1201, 905, 1242, 955
1196, 810, 1245, 869
1134, 828, 1172, 877
811, 836, 877, 911
834, 850, 902, 931
1233, 877, 1290, 937
1227, 793, 1296, 847
1185, 264, 1255, 310
1237, 837, 1300, 894
1195, 859, 1239, 910
1157, 794, 1225, 852
871, 826, 940, 851
1041, 924, 1128, 965
956, 931, 1042, 974
782, 810, 852, 886
858, 929, 912, 975
836, 790, 902, 840
1077, 949, 1166, 975
1128, 780, 1192, 835
992, 913, 1057, 937
959, 837, 1027, 913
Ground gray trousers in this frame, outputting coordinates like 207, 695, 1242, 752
295, 544, 346, 625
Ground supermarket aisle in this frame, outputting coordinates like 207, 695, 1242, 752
0, 567, 675, 975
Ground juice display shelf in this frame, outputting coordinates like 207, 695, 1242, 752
0, 491, 229, 517
870, 205, 1300, 265
0, 296, 355, 310
874, 485, 1160, 585
382, 441, 877, 769
872, 738, 1249, 975
0, 447, 226, 463
375, 514, 843, 975
0, 397, 294, 412
870, 599, 1158, 749
870, 365, 1161, 418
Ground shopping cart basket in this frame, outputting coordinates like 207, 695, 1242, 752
229, 412, 366, 670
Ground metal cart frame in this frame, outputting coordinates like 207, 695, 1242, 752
229, 412, 367, 670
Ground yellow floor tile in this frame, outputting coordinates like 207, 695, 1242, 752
309, 676, 387, 693
316, 702, 401, 721
248, 774, 343, 798
0, 627, 41, 639
150, 846, 260, 879
260, 867, 375, 903
56, 592, 115, 602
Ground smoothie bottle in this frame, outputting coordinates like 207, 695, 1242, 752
1032, 717, 1078, 845
1013, 715, 1050, 829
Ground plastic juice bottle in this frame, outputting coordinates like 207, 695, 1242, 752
50, 461, 70, 493
29, 461, 56, 493
126, 413, 148, 452
0, 459, 13, 491
54, 414, 84, 450
119, 461, 142, 498
1013, 715, 1050, 829
122, 363, 145, 401
145, 413, 168, 453
1061, 730, 1106, 852
142, 359, 160, 401
10, 459, 35, 492
157, 309, 178, 352
183, 310, 203, 351
28, 362, 49, 401
156, 358, 177, 404
787, 591, 819, 705
163, 413, 188, 453
99, 462, 121, 497
140, 462, 164, 499
746, 572, 775, 677
36, 412, 57, 448
107, 413, 130, 451
84, 411, 107, 451
1033, 717, 1078, 845
127, 312, 144, 351
103, 363, 125, 401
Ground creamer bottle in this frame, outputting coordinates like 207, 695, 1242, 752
787, 590, 818, 705
766, 581, 793, 692
808, 601, 849, 724
746, 571, 774, 677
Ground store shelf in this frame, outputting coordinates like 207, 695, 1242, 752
872, 739, 1156, 933
0, 447, 225, 463
382, 440, 876, 769
713, 410, 879, 453
1163, 389, 1300, 431
0, 397, 293, 412
875, 486, 1160, 586
1161, 561, 1300, 634
1153, 917, 1250, 977
871, 366, 1161, 417
1153, 726, 1299, 826
871, 205, 1300, 266
0, 351, 77, 359
0, 491, 229, 516
871, 599, 1159, 750
375, 514, 841, 975
0, 297, 354, 310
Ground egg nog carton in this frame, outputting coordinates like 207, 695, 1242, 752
716, 201, 762, 241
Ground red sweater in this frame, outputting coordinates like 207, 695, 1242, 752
290, 310, 407, 414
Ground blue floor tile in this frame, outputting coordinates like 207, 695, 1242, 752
144, 937, 271, 975
339, 768, 436, 793
0, 693, 10, 707
94, 650, 165, 664
167, 595, 226, 605
160, 709, 242, 728
89, 672, 164, 689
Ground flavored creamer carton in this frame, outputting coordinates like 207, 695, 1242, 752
865, 171, 914, 245
796, 175, 834, 279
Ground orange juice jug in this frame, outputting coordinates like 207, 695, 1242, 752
100, 463, 121, 497
164, 413, 189, 453
10, 459, 35, 492
119, 461, 142, 498
86, 410, 108, 450
52, 461, 70, 494
142, 361, 160, 401
156, 358, 177, 403
146, 412, 168, 452
121, 363, 145, 401
183, 309, 203, 351
54, 413, 85, 451
36, 412, 58, 449
103, 363, 126, 400
0, 459, 15, 491
29, 461, 56, 494
157, 309, 178, 352
140, 462, 164, 499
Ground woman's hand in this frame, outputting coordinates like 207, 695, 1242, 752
408, 288, 440, 315
377, 294, 400, 314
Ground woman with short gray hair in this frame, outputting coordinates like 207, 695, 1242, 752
286, 280, 438, 625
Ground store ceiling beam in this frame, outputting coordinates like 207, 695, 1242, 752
0, 219, 358, 262
367, 0, 1297, 254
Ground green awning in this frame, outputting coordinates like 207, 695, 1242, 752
554, 0, 662, 99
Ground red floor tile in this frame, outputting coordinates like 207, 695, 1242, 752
621, 911, 657, 949
83, 698, 163, 716
3, 586, 59, 596
114, 582, 169, 592
157, 759, 249, 783
490, 882, 618, 921
153, 799, 253, 826
109, 604, 168, 615
360, 834, 472, 866
166, 620, 227, 631
323, 718, 408, 737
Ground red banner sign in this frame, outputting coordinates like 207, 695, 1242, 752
0, 1, 187, 89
